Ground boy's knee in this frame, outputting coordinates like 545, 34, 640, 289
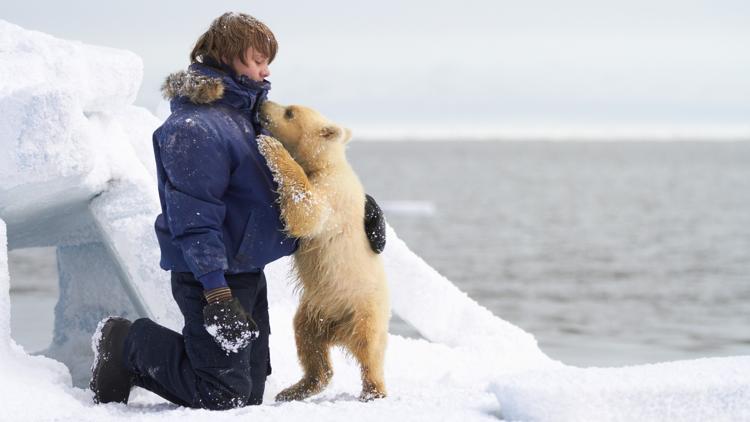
197, 376, 252, 410
200, 392, 247, 410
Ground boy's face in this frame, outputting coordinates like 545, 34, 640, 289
231, 47, 271, 82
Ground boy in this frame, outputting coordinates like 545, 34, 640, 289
89, 12, 386, 410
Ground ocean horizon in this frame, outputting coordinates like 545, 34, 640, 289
8, 140, 750, 368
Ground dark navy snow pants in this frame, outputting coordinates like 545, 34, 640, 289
122, 271, 271, 409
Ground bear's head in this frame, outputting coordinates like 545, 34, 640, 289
260, 101, 352, 172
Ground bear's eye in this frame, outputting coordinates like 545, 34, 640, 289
284, 108, 294, 120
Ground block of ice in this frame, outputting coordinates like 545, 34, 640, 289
0, 19, 161, 249
0, 20, 141, 113
491, 356, 750, 421
47, 242, 141, 387
0, 19, 167, 387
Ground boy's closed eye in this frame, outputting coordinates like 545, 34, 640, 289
231, 48, 271, 81
254, 54, 268, 65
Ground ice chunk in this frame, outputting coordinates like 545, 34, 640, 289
0, 20, 160, 249
0, 20, 142, 113
491, 356, 750, 421
0, 20, 167, 388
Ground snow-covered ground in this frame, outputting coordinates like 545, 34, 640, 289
0, 20, 748, 421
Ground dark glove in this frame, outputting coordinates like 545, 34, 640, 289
203, 287, 259, 354
364, 194, 386, 254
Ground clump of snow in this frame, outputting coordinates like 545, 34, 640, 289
205, 320, 259, 355
89, 317, 109, 374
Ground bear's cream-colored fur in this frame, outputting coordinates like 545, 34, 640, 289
257, 101, 389, 402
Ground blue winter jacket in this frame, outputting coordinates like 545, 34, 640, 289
153, 62, 298, 290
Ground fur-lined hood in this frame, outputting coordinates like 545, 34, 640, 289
160, 63, 271, 111
161, 69, 225, 104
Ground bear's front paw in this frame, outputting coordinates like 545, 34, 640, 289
257, 134, 285, 159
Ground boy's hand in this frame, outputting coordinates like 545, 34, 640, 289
364, 194, 386, 254
203, 287, 259, 354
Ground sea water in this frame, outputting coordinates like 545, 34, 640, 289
8, 141, 750, 367
349, 140, 750, 367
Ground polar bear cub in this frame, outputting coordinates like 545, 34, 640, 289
257, 101, 389, 402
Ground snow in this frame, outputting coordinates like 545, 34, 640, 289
0, 19, 161, 249
0, 19, 749, 422
90, 318, 108, 374
204, 318, 259, 355
0, 20, 141, 113
491, 357, 750, 421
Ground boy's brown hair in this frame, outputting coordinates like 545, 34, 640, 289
190, 12, 278, 66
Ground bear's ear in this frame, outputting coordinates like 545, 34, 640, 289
320, 125, 341, 141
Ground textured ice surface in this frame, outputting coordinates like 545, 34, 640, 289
491, 356, 750, 421
0, 20, 141, 112
0, 18, 165, 388
0, 19, 160, 249
49, 243, 140, 387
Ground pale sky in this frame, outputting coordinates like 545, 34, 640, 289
2, 0, 749, 137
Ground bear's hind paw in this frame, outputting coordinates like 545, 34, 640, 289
275, 381, 322, 402
359, 389, 387, 402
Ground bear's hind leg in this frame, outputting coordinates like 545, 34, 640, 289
275, 309, 333, 402
347, 317, 387, 401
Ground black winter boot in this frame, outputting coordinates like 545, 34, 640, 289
90, 316, 134, 404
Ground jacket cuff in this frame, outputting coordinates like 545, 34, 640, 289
198, 269, 228, 291
204, 286, 232, 303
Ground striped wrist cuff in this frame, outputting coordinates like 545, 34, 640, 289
204, 287, 232, 303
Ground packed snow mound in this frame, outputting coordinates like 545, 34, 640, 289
0, 20, 140, 112
0, 19, 749, 422
492, 356, 750, 421
0, 19, 159, 230
0, 19, 171, 390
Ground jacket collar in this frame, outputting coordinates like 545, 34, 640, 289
161, 61, 270, 114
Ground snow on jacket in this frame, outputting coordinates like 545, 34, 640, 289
153, 62, 297, 290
